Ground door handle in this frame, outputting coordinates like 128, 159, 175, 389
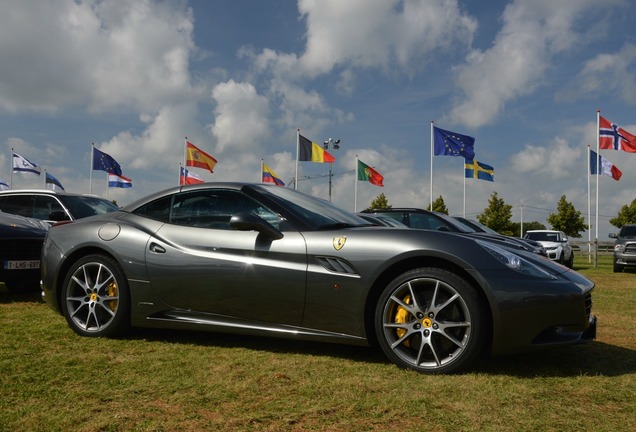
149, 243, 166, 254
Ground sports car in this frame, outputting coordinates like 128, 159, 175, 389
41, 183, 596, 374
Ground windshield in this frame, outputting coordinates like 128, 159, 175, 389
525, 231, 560, 242
250, 184, 369, 230
59, 195, 120, 219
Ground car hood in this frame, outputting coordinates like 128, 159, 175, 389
0, 212, 49, 237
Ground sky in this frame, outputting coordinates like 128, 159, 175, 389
1, 0, 636, 239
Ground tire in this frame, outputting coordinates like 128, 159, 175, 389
613, 259, 623, 273
61, 254, 130, 337
375, 267, 487, 374
566, 252, 574, 268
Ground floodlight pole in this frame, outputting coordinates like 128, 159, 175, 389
323, 138, 341, 202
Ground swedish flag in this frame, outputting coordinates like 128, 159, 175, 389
464, 159, 494, 182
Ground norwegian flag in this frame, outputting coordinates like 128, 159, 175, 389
599, 115, 636, 152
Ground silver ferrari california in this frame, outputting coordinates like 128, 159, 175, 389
40, 183, 596, 374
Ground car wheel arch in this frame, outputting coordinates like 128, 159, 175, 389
363, 255, 494, 350
53, 246, 124, 313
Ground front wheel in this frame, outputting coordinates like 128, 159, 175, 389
375, 268, 487, 374
613, 259, 623, 273
61, 254, 130, 337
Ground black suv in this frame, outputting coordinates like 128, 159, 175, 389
609, 224, 636, 272
0, 190, 119, 224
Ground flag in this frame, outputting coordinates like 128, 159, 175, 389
186, 141, 217, 173
93, 147, 122, 176
590, 149, 622, 181
12, 152, 41, 175
0, 178, 8, 190
464, 159, 494, 182
433, 126, 475, 159
298, 134, 336, 163
262, 163, 285, 186
180, 166, 204, 185
45, 172, 65, 190
357, 160, 384, 186
599, 115, 636, 152
108, 173, 132, 188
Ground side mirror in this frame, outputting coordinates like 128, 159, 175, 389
230, 212, 284, 240
609, 233, 618, 239
48, 211, 70, 222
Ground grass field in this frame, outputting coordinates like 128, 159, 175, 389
1, 256, 634, 432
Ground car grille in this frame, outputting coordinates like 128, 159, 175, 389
624, 243, 636, 254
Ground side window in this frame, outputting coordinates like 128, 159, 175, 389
133, 195, 173, 222
169, 189, 280, 230
0, 195, 33, 218
33, 196, 65, 220
409, 213, 446, 230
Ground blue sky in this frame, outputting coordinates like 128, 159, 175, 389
1, 0, 635, 238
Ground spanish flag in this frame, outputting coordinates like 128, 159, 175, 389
262, 163, 285, 186
186, 141, 217, 173
298, 134, 336, 163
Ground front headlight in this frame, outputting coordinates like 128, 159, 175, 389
615, 244, 625, 252
475, 240, 558, 279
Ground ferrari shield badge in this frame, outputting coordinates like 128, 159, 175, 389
333, 236, 347, 251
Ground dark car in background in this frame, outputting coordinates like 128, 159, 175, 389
454, 216, 547, 257
362, 208, 546, 256
609, 224, 636, 273
0, 189, 119, 224
41, 183, 596, 374
0, 211, 49, 292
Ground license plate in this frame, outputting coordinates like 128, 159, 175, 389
4, 260, 40, 270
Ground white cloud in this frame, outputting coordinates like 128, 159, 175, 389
0, 0, 200, 113
210, 80, 271, 152
449, 0, 597, 127
510, 136, 580, 180
558, 43, 636, 104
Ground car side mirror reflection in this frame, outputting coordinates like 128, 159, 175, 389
230, 212, 284, 240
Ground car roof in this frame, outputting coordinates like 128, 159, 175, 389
0, 189, 104, 198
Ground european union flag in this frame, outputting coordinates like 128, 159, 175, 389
464, 159, 494, 182
433, 126, 475, 159
93, 147, 122, 176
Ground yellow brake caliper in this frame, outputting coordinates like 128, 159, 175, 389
394, 294, 411, 347
107, 282, 118, 311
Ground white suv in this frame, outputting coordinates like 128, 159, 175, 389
523, 230, 573, 267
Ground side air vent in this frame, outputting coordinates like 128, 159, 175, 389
315, 256, 359, 275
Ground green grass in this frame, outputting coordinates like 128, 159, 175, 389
1, 258, 634, 432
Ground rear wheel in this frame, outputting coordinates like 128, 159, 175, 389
375, 268, 487, 374
61, 254, 130, 337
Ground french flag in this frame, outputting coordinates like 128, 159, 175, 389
108, 173, 132, 188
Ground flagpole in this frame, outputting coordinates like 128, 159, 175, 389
9, 148, 13, 188
43, 169, 47, 189
89, 143, 94, 194
295, 129, 300, 190
463, 164, 466, 218
183, 137, 188, 171
587, 144, 592, 263
430, 121, 434, 209
354, 155, 359, 213
261, 159, 264, 183
178, 163, 182, 186
595, 110, 600, 267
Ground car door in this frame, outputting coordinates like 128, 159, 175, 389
143, 188, 308, 326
